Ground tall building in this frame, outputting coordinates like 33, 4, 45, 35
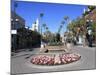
11, 11, 25, 30
31, 18, 39, 32
11, 11, 25, 51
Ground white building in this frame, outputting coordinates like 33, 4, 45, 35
31, 18, 39, 32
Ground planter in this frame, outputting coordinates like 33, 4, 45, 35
31, 53, 81, 65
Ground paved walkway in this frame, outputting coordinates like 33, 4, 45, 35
11, 46, 96, 74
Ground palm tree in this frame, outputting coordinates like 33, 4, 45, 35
64, 16, 69, 21
40, 13, 44, 35
39, 13, 44, 44
46, 26, 49, 31
58, 21, 65, 34
64, 16, 69, 31
61, 21, 65, 25
42, 23, 46, 32
40, 13, 44, 18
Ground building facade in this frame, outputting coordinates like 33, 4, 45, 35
11, 11, 25, 51
11, 11, 25, 30
31, 18, 39, 32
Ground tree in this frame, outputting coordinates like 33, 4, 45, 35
82, 6, 95, 16
15, 28, 41, 50
56, 33, 61, 42
67, 20, 76, 34
91, 22, 96, 43
42, 23, 46, 32
58, 21, 65, 33
88, 6, 96, 12
46, 26, 49, 32
61, 21, 65, 25
64, 16, 69, 31
67, 16, 89, 46
40, 13, 44, 35
64, 16, 69, 21
40, 13, 44, 18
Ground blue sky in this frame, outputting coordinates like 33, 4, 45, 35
11, 0, 88, 33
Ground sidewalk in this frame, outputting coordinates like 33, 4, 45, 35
75, 45, 96, 50
11, 45, 96, 74
11, 48, 40, 58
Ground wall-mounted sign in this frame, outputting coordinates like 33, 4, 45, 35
11, 30, 17, 34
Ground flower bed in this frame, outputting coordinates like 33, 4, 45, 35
31, 53, 81, 65
59, 53, 81, 64
31, 55, 54, 65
